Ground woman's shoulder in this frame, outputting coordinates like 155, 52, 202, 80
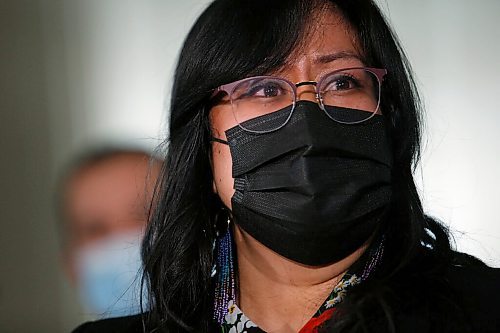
446, 260, 499, 289
72, 314, 146, 333
383, 251, 500, 332
445, 251, 500, 298
419, 253, 500, 332
445, 261, 500, 313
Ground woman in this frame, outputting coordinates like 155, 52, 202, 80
74, 0, 499, 332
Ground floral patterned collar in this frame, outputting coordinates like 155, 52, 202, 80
220, 273, 362, 333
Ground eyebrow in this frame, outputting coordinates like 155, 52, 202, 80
314, 51, 364, 64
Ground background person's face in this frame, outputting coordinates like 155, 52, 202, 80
63, 155, 158, 283
209, 9, 364, 210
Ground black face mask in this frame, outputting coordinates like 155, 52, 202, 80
216, 101, 393, 266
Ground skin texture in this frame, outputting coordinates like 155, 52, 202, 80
62, 153, 160, 285
210, 8, 370, 333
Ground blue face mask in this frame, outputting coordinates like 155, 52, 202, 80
75, 231, 148, 318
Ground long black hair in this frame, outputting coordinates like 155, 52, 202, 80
141, 1, 477, 332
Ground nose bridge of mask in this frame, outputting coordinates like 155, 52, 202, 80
226, 101, 325, 177
225, 100, 393, 178
288, 101, 394, 169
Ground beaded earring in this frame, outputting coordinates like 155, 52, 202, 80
212, 217, 237, 324
360, 234, 385, 281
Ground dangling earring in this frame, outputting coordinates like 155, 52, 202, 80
360, 234, 385, 281
212, 216, 237, 324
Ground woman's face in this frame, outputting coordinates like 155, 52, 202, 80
210, 9, 365, 209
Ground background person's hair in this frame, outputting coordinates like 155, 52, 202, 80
142, 0, 482, 332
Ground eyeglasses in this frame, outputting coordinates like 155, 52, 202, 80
213, 67, 387, 133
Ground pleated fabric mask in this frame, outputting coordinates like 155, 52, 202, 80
218, 100, 393, 266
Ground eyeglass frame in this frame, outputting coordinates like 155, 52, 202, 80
212, 67, 388, 133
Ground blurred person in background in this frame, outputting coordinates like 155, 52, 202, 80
57, 148, 162, 318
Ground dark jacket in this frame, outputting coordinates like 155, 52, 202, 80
73, 264, 500, 333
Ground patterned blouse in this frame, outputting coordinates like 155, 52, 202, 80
220, 273, 362, 333
219, 236, 384, 333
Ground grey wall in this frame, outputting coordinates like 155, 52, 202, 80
0, 0, 62, 331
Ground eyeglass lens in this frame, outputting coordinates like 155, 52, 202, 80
230, 68, 381, 133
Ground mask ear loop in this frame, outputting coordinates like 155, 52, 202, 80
212, 213, 236, 325
211, 137, 229, 145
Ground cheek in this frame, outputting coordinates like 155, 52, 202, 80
211, 142, 235, 209
210, 104, 238, 210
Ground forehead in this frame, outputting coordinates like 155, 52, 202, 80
71, 156, 147, 189
278, 7, 364, 73
64, 156, 151, 212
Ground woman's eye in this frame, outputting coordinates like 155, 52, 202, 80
249, 83, 282, 97
326, 75, 360, 91
235, 79, 289, 99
